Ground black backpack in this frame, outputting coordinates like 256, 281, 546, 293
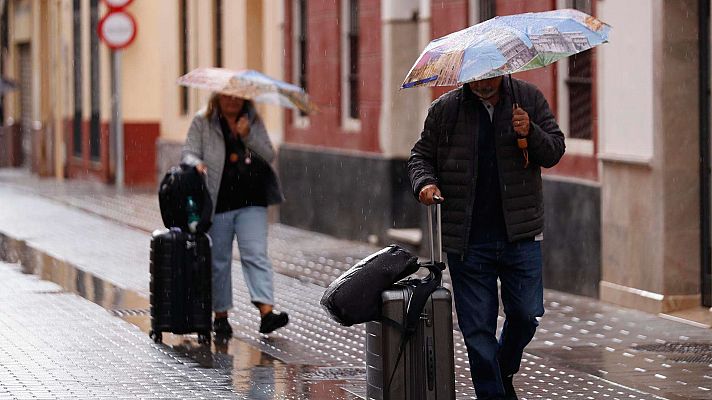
158, 164, 213, 234
319, 245, 420, 326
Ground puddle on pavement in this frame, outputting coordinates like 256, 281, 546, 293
0, 235, 364, 400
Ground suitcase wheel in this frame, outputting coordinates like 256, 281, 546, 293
149, 330, 163, 344
198, 332, 211, 346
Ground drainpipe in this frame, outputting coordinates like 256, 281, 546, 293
699, 0, 711, 307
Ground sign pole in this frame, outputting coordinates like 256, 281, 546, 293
99, 1, 135, 188
110, 49, 123, 188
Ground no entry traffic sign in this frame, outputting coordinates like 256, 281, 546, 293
98, 10, 137, 50
102, 0, 134, 10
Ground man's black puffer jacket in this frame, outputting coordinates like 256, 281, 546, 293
408, 78, 565, 255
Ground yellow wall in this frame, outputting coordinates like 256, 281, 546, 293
108, 0, 163, 121
159, 0, 285, 143
3, 0, 287, 160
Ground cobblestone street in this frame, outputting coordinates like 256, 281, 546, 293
1, 169, 711, 399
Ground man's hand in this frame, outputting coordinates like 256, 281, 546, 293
230, 116, 250, 138
512, 106, 530, 137
418, 184, 444, 205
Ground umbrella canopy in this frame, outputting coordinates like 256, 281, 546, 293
177, 68, 316, 114
402, 9, 611, 88
0, 77, 18, 95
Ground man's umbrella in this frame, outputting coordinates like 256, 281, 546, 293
402, 9, 610, 167
401, 9, 611, 89
0, 77, 18, 95
177, 68, 316, 114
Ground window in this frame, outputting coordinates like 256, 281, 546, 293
179, 0, 189, 115
0, 0, 8, 124
567, 0, 592, 140
469, 0, 496, 25
479, 0, 496, 21
570, 0, 592, 14
72, 0, 82, 157
567, 50, 592, 140
292, 0, 309, 124
90, 0, 100, 161
556, 0, 595, 153
214, 0, 223, 67
341, 0, 360, 130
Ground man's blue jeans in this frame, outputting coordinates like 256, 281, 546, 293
209, 206, 274, 312
447, 240, 544, 399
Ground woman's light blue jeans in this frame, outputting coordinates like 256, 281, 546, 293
209, 206, 274, 312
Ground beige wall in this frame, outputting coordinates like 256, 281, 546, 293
597, 0, 655, 163
114, 0, 163, 121
157, 1, 185, 142
379, 0, 429, 158
261, 0, 285, 144
659, 0, 700, 297
599, 0, 701, 313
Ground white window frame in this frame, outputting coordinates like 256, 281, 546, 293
292, 0, 309, 129
556, 0, 594, 155
340, 0, 361, 132
468, 0, 480, 25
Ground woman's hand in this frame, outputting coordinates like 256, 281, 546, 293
196, 163, 208, 175
230, 116, 250, 138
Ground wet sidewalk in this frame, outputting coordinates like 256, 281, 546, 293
1, 168, 711, 399
0, 261, 258, 399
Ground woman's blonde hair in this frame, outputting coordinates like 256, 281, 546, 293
205, 93, 222, 120
205, 93, 253, 120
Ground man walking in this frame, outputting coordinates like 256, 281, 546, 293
408, 76, 565, 399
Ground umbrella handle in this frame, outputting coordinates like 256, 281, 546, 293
509, 74, 529, 168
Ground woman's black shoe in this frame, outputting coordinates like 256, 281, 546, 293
259, 311, 289, 334
213, 317, 233, 337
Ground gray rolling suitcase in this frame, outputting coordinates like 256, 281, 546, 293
366, 203, 455, 400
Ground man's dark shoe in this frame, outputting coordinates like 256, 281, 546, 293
502, 374, 518, 400
259, 311, 289, 334
213, 317, 233, 337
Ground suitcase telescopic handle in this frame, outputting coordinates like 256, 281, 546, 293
427, 196, 443, 264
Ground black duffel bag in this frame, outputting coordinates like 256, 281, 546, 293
158, 164, 212, 234
320, 245, 419, 326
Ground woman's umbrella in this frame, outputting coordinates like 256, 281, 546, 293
401, 8, 610, 166
177, 68, 317, 114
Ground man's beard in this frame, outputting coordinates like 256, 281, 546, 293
472, 87, 498, 100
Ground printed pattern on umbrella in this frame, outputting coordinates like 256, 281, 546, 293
402, 9, 611, 88
177, 68, 317, 114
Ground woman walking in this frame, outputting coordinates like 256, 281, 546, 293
182, 93, 288, 337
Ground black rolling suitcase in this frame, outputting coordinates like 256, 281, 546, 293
149, 228, 212, 345
366, 203, 455, 400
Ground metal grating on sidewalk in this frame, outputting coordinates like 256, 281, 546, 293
635, 342, 712, 364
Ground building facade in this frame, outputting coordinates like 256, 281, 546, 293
1, 0, 710, 318
277, 0, 602, 298
278, 0, 712, 319
0, 0, 285, 186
